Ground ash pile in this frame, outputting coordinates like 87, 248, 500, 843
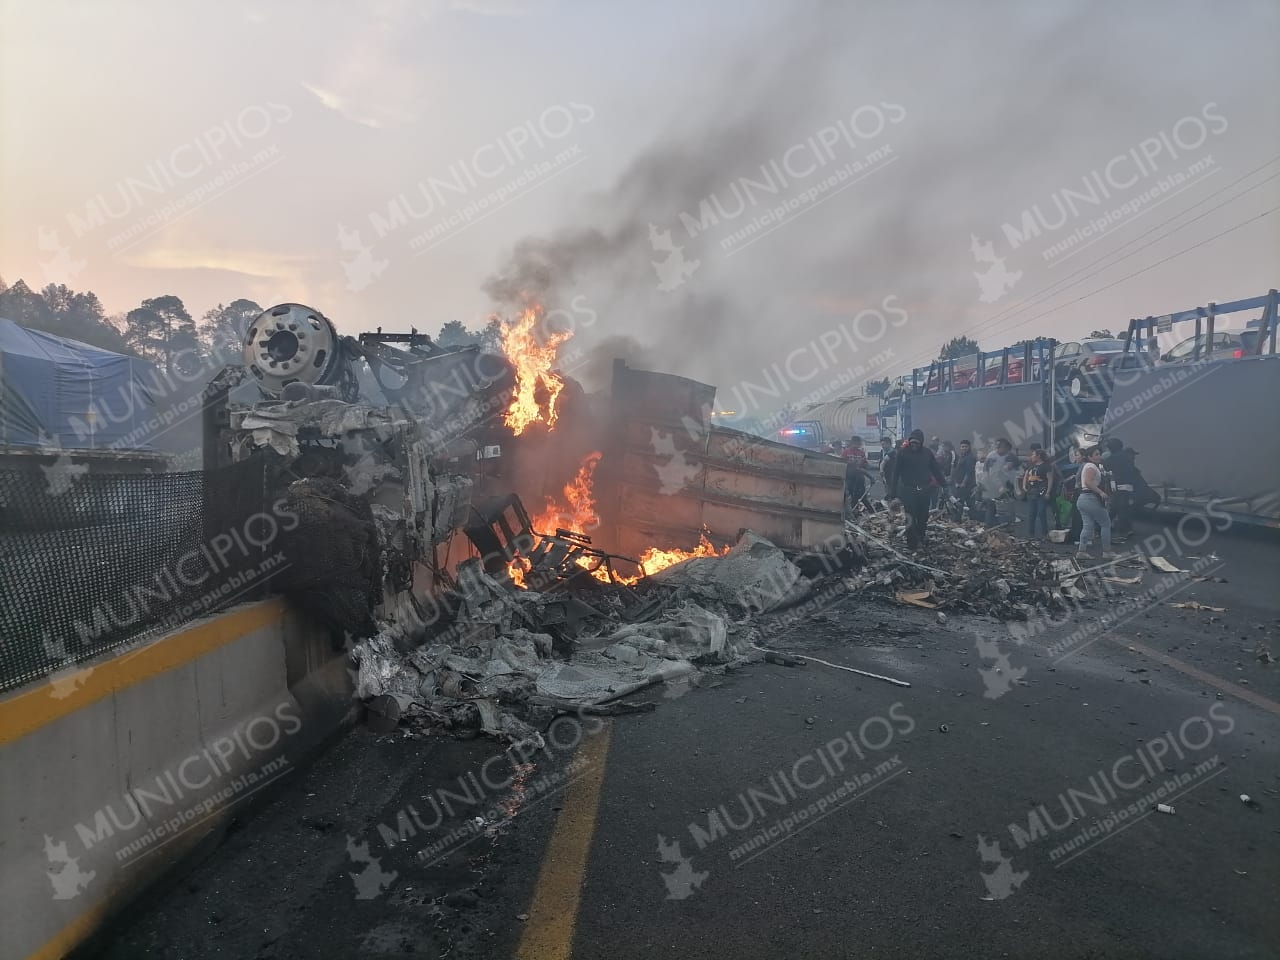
844, 510, 1082, 620
350, 530, 844, 747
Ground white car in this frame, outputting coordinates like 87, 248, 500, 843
1069, 422, 1102, 454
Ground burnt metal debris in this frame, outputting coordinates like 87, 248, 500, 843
350, 529, 827, 745
209, 304, 507, 639
347, 512, 1101, 741
844, 509, 1083, 620
463, 493, 643, 589
203, 303, 1101, 749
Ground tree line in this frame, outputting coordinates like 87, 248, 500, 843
0, 276, 261, 376
2, 275, 1122, 391
0, 277, 505, 375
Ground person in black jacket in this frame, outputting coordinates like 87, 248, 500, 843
890, 428, 948, 549
1102, 437, 1136, 532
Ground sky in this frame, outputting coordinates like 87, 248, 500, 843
2, 0, 1278, 401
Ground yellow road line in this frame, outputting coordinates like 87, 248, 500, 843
1112, 636, 1280, 717
0, 599, 286, 747
25, 897, 114, 960
516, 724, 612, 960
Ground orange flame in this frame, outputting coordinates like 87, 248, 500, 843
507, 559, 527, 588
505, 452, 601, 588
533, 451, 601, 534
631, 531, 727, 580
504, 451, 729, 588
500, 305, 573, 435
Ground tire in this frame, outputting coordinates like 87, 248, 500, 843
1068, 371, 1086, 397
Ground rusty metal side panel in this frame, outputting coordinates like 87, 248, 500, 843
614, 485, 705, 545
608, 357, 717, 425
603, 362, 845, 550
703, 426, 845, 513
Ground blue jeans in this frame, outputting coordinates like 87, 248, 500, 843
1027, 496, 1049, 538
1077, 493, 1111, 553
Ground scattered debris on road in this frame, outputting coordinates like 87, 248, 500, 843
896, 588, 939, 609
755, 648, 911, 687
350, 530, 829, 743
1170, 601, 1228, 612
846, 513, 1081, 620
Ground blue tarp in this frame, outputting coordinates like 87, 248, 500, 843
0, 318, 160, 450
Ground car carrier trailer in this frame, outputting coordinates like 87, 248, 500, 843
901, 289, 1279, 526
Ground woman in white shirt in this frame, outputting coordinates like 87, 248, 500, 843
1076, 446, 1116, 559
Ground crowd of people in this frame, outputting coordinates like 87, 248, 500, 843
837, 430, 1160, 558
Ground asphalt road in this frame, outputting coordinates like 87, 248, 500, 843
98, 516, 1280, 960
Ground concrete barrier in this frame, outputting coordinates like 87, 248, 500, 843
0, 598, 356, 960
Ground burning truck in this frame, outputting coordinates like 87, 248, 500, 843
202, 302, 854, 741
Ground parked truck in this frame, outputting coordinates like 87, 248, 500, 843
774, 394, 884, 452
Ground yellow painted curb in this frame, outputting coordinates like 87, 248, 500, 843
24, 897, 114, 960
0, 599, 286, 747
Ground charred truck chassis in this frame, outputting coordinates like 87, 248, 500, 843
204, 303, 518, 640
